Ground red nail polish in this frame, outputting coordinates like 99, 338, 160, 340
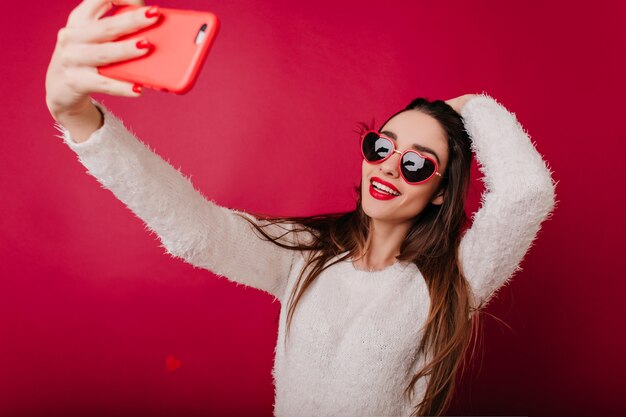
136, 39, 151, 49
132, 84, 142, 94
145, 6, 159, 18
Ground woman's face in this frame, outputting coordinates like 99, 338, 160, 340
361, 110, 449, 225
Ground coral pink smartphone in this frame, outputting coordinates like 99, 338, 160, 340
98, 5, 220, 94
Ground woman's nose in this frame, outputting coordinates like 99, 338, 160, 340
380, 151, 401, 178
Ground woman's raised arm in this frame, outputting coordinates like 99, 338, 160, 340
47, 1, 309, 302
456, 94, 558, 310
55, 100, 309, 302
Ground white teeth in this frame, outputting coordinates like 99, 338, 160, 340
372, 180, 400, 196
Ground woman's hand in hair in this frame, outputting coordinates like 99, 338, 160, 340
445, 94, 478, 114
45, 0, 158, 126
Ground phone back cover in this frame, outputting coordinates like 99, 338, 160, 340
98, 6, 220, 94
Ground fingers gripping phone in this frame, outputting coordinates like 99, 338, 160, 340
98, 5, 220, 94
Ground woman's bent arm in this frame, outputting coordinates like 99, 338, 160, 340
458, 94, 558, 310
55, 100, 304, 302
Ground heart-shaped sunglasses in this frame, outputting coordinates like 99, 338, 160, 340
360, 131, 442, 184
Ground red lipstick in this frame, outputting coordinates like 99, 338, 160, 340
369, 176, 401, 200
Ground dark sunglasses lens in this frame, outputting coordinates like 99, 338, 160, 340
362, 132, 393, 162
402, 152, 436, 183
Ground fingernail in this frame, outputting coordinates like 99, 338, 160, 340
132, 84, 142, 94
145, 6, 160, 18
136, 39, 152, 49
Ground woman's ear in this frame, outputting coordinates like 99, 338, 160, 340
430, 188, 445, 206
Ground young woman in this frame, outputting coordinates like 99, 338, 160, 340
46, 1, 557, 416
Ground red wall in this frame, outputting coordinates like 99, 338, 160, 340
1, 0, 624, 416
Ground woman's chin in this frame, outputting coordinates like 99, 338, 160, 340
362, 194, 428, 224
362, 201, 394, 220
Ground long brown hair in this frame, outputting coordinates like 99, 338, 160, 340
236, 98, 481, 416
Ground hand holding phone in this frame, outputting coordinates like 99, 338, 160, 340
98, 5, 220, 94
46, 1, 162, 128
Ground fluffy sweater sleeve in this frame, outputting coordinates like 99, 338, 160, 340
54, 100, 306, 302
458, 94, 558, 310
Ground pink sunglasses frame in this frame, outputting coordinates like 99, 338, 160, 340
360, 130, 442, 185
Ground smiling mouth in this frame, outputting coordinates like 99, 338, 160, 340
370, 179, 401, 196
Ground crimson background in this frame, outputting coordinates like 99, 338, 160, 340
1, 0, 624, 416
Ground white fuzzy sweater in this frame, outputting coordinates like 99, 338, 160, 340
55, 94, 557, 417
